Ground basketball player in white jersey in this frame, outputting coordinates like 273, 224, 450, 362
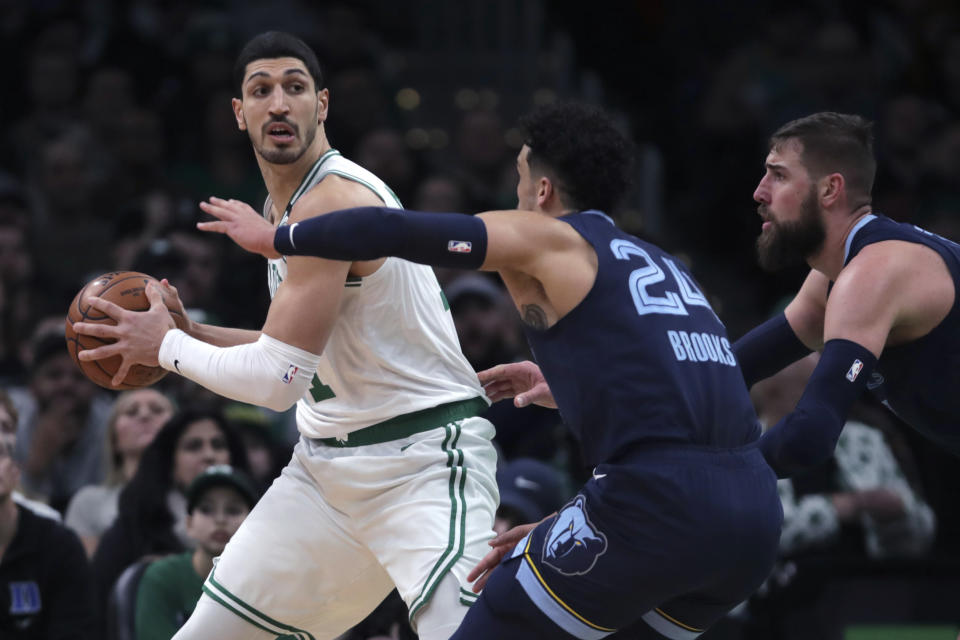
73, 31, 499, 640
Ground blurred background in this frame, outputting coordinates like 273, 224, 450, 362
1, 0, 959, 638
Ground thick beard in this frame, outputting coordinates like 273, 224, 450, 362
756, 187, 826, 271
252, 119, 318, 165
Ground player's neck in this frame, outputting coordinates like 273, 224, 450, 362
259, 136, 332, 216
807, 204, 873, 280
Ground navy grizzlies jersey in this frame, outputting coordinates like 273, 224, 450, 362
524, 211, 760, 467
844, 214, 960, 455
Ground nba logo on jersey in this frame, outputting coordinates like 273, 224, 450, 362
282, 364, 299, 384
447, 240, 472, 253
846, 359, 864, 382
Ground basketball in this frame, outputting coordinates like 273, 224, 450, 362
64, 271, 187, 390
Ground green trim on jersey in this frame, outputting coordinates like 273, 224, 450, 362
203, 570, 317, 640
314, 396, 487, 447
408, 421, 469, 622
284, 149, 341, 217
324, 169, 403, 208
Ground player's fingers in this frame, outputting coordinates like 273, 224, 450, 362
86, 295, 127, 320
466, 546, 505, 583
517, 382, 555, 408
482, 380, 513, 402
77, 343, 120, 361
111, 359, 131, 387
160, 279, 180, 296
476, 364, 506, 384
199, 200, 234, 220
489, 529, 525, 548
72, 322, 120, 340
145, 282, 168, 309
209, 196, 248, 214
484, 390, 508, 403
470, 569, 493, 593
465, 562, 487, 584
196, 221, 229, 234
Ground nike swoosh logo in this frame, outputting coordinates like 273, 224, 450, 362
173, 359, 181, 373
592, 473, 607, 480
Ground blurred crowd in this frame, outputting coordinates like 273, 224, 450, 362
0, 0, 958, 638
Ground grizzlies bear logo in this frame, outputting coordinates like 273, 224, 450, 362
542, 495, 608, 576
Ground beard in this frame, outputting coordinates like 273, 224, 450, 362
756, 187, 826, 271
250, 117, 318, 165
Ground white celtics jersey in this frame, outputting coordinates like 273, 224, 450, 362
265, 150, 486, 439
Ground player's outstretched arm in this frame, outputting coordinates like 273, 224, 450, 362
477, 361, 557, 409
259, 205, 581, 276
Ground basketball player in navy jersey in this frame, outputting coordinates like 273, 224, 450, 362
484, 112, 960, 481
197, 102, 783, 640
735, 111, 960, 476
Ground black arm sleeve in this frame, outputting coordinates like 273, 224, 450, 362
275, 206, 488, 270
733, 313, 811, 388
758, 338, 877, 478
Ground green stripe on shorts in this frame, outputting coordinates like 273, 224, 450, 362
204, 570, 316, 640
459, 587, 478, 607
408, 422, 468, 622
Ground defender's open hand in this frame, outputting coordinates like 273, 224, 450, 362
467, 520, 543, 592
477, 361, 557, 409
198, 196, 280, 259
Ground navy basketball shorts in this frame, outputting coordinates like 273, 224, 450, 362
452, 444, 783, 639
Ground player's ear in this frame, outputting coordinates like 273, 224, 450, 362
316, 88, 329, 124
536, 177, 553, 208
820, 173, 844, 207
232, 97, 246, 131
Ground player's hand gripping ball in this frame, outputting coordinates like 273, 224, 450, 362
64, 271, 187, 390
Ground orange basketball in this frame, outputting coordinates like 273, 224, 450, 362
64, 271, 187, 390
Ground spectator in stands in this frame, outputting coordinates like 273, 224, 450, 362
65, 389, 175, 556
0, 388, 97, 638
223, 403, 288, 493
92, 409, 247, 614
134, 464, 258, 640
10, 326, 112, 512
444, 273, 522, 373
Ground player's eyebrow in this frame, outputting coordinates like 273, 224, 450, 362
765, 161, 788, 173
245, 68, 310, 86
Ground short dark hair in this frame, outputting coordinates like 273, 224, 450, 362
233, 31, 324, 95
519, 102, 633, 215
770, 112, 876, 203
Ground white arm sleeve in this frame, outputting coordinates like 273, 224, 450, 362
157, 329, 322, 412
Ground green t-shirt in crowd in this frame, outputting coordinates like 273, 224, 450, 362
134, 551, 204, 640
